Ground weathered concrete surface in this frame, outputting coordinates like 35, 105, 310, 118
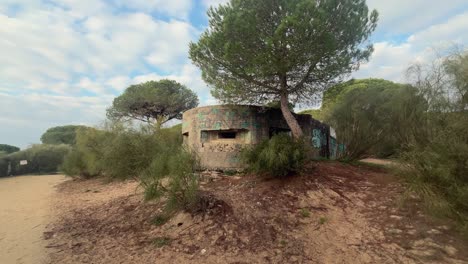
182, 105, 332, 170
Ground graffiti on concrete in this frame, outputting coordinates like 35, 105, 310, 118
312, 129, 326, 148
330, 137, 337, 158
338, 143, 346, 155
183, 105, 333, 169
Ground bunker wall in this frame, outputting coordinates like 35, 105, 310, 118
182, 105, 332, 170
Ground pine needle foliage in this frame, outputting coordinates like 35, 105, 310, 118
242, 133, 308, 177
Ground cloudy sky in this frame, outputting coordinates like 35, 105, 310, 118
1, 0, 467, 149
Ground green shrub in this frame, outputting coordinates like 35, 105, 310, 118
99, 127, 158, 180
326, 82, 426, 160
61, 123, 182, 179
0, 144, 71, 176
61, 148, 94, 178
60, 121, 199, 214
0, 156, 9, 177
300, 208, 311, 218
151, 214, 170, 226
399, 50, 468, 235
141, 146, 200, 213
61, 127, 108, 178
140, 125, 199, 213
399, 112, 468, 233
319, 216, 328, 225
242, 134, 308, 177
164, 149, 200, 212
152, 237, 171, 247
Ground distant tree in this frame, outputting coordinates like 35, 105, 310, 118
298, 109, 324, 121
443, 51, 468, 111
326, 81, 427, 159
301, 79, 402, 121
190, 0, 378, 138
41, 125, 89, 145
266, 100, 294, 110
0, 144, 20, 154
107, 80, 199, 128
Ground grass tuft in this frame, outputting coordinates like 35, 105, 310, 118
319, 216, 328, 225
152, 237, 171, 248
300, 208, 311, 218
151, 214, 170, 226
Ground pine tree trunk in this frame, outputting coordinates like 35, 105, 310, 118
280, 93, 304, 139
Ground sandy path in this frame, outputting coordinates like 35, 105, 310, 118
360, 158, 397, 166
0, 175, 67, 264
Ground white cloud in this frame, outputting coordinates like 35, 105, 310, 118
0, 0, 203, 147
77, 77, 105, 95
407, 12, 468, 47
0, 0, 467, 148
354, 11, 468, 82
131, 63, 211, 99
0, 92, 112, 148
0, 4, 197, 95
106, 76, 131, 92
367, 0, 468, 36
202, 0, 229, 8
353, 42, 415, 82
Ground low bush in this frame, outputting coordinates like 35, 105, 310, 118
398, 113, 468, 234
152, 237, 171, 247
62, 123, 182, 180
61, 148, 93, 178
141, 146, 200, 213
99, 127, 158, 180
151, 214, 170, 226
241, 133, 308, 177
0, 155, 8, 177
397, 50, 468, 235
300, 208, 311, 218
164, 149, 200, 212
61, 121, 199, 214
61, 127, 108, 178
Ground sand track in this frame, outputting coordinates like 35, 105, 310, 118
0, 175, 67, 264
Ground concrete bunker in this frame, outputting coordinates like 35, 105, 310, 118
182, 105, 337, 170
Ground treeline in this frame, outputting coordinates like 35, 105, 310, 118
0, 126, 86, 177
0, 144, 70, 177
0, 125, 93, 177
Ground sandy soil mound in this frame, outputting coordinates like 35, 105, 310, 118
45, 163, 468, 264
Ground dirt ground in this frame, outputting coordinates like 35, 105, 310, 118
0, 174, 67, 264
44, 162, 468, 264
